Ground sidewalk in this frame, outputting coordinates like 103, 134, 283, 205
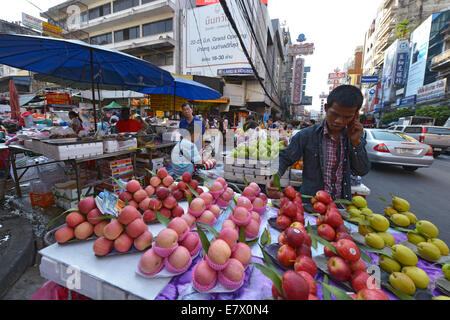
0, 184, 66, 299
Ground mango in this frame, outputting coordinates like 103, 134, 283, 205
365, 233, 385, 249
377, 232, 396, 247
416, 220, 439, 239
360, 208, 373, 216
384, 206, 398, 217
390, 214, 410, 227
407, 232, 426, 245
417, 242, 441, 261
352, 196, 367, 209
346, 205, 358, 212
400, 212, 418, 224
433, 296, 450, 300
402, 266, 430, 290
391, 244, 418, 266
369, 214, 390, 232
389, 272, 416, 296
442, 264, 450, 281
348, 208, 362, 218
358, 224, 374, 236
428, 238, 449, 256
379, 255, 401, 273
391, 195, 410, 212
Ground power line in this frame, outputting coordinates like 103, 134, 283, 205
236, 0, 280, 99
218, 0, 281, 108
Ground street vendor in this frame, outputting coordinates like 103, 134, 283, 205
179, 102, 205, 153
171, 121, 203, 177
266, 85, 370, 201
115, 107, 142, 133
68, 111, 84, 134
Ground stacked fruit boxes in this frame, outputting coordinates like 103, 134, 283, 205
96, 157, 134, 193
223, 155, 290, 187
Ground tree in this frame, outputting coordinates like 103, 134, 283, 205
415, 105, 450, 126
395, 19, 412, 39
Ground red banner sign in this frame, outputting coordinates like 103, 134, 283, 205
196, 0, 267, 5
46, 93, 71, 105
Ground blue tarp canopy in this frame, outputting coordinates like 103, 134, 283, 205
0, 34, 174, 91
139, 77, 222, 101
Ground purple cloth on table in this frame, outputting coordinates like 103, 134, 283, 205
155, 206, 445, 300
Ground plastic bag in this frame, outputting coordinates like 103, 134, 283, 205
30, 281, 91, 300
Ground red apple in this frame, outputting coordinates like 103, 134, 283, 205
277, 244, 297, 267
296, 270, 317, 295
356, 288, 389, 300
316, 216, 324, 226
278, 232, 287, 245
285, 227, 305, 248
283, 186, 297, 200
294, 255, 317, 277
324, 210, 343, 228
272, 284, 285, 300
296, 243, 312, 258
313, 202, 327, 214
276, 215, 292, 230
315, 190, 331, 204
335, 232, 353, 242
327, 256, 351, 282
281, 270, 309, 300
348, 258, 366, 273
335, 239, 360, 262
182, 172, 192, 183
281, 201, 298, 218
350, 270, 373, 293
293, 212, 305, 224
317, 224, 335, 241
324, 242, 338, 258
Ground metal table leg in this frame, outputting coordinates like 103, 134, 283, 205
10, 150, 22, 198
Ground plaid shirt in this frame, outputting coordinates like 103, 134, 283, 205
323, 123, 345, 200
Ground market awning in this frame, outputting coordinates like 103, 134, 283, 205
140, 77, 222, 100
103, 101, 122, 109
193, 97, 230, 104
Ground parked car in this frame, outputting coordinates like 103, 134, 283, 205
392, 125, 450, 157
364, 129, 434, 171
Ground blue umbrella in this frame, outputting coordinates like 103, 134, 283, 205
139, 77, 222, 100
0, 33, 174, 127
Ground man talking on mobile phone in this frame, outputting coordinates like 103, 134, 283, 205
266, 85, 370, 202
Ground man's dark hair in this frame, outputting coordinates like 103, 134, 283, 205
327, 85, 364, 110
182, 102, 192, 109
121, 107, 130, 121
247, 114, 255, 121
310, 119, 316, 125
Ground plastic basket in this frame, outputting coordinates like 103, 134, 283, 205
30, 192, 55, 208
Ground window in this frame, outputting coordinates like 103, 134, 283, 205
81, 11, 88, 23
89, 3, 111, 20
114, 26, 140, 42
404, 127, 421, 134
142, 19, 173, 37
371, 131, 413, 142
427, 127, 450, 135
113, 0, 139, 13
142, 0, 157, 3
90, 33, 112, 45
143, 52, 173, 66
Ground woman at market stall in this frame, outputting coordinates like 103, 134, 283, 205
68, 111, 84, 134
115, 107, 143, 133
265, 85, 370, 202
171, 121, 203, 177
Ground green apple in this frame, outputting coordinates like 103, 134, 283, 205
232, 149, 238, 158
443, 264, 450, 281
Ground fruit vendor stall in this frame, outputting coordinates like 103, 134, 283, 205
32, 169, 449, 300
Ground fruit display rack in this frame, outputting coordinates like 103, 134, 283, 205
223, 155, 290, 187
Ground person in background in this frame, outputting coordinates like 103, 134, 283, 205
135, 115, 150, 134
116, 107, 143, 133
309, 119, 316, 126
179, 102, 205, 153
266, 85, 370, 202
243, 114, 258, 132
68, 111, 84, 134
171, 121, 203, 177
109, 117, 119, 134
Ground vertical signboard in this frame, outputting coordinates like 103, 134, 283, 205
381, 40, 398, 103
393, 40, 409, 86
291, 57, 304, 105
405, 15, 432, 97
22, 13, 43, 31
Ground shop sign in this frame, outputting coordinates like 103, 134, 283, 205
46, 93, 71, 105
416, 79, 447, 102
328, 72, 346, 80
42, 21, 63, 38
287, 43, 315, 56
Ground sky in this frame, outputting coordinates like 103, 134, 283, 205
2, 0, 385, 112
268, 0, 384, 111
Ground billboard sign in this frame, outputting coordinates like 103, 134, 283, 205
291, 57, 305, 105
42, 21, 63, 38
196, 0, 268, 5
184, 0, 265, 77
217, 68, 254, 76
405, 15, 433, 97
301, 96, 312, 105
393, 40, 409, 86
416, 78, 447, 102
22, 13, 43, 31
397, 95, 416, 107
287, 43, 315, 56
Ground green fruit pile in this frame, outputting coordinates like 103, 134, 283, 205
383, 195, 418, 227
231, 138, 286, 160
379, 244, 430, 296
407, 220, 449, 262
